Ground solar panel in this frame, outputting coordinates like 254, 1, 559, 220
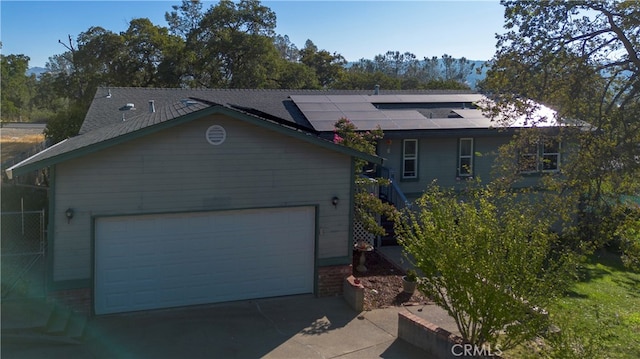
290, 94, 494, 131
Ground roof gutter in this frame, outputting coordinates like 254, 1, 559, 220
6, 104, 384, 178
6, 139, 68, 180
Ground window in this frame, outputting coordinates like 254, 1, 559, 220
458, 138, 474, 176
541, 139, 560, 172
518, 138, 561, 173
402, 139, 418, 179
519, 140, 539, 173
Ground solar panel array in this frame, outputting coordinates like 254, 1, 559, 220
290, 94, 491, 131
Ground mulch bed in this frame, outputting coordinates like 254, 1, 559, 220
352, 250, 432, 311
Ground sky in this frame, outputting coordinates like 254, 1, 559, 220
1, 0, 506, 69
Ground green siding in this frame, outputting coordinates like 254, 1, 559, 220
380, 135, 513, 198
51, 115, 353, 282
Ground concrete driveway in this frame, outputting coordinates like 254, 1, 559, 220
3, 295, 430, 358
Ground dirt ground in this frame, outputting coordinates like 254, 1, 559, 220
1, 126, 45, 163
352, 250, 431, 310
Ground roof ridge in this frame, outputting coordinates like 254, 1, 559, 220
94, 86, 478, 94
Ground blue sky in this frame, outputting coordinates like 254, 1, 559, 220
1, 1, 506, 68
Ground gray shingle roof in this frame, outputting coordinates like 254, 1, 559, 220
8, 99, 212, 174
80, 87, 478, 134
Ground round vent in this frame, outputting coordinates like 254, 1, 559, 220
205, 125, 226, 145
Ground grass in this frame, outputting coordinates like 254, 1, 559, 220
1, 133, 45, 162
510, 250, 640, 358
554, 251, 640, 358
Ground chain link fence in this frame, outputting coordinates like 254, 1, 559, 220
1, 210, 47, 299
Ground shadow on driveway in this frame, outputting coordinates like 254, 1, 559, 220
4, 294, 429, 358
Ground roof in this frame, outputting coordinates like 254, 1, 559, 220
6, 95, 383, 179
7, 87, 576, 178
80, 87, 478, 135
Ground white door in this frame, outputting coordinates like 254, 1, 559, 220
94, 207, 315, 314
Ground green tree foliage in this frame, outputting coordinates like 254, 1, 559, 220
165, 0, 203, 39
332, 118, 396, 236
121, 18, 184, 87
299, 40, 347, 88
1, 54, 35, 122
186, 0, 279, 88
341, 52, 475, 90
42, 102, 89, 143
396, 182, 578, 350
273, 34, 299, 62
480, 0, 640, 268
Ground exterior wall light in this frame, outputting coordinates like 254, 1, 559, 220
332, 196, 339, 208
65, 208, 74, 223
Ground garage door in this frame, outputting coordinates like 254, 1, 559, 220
94, 207, 315, 314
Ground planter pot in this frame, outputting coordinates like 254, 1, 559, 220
402, 276, 417, 294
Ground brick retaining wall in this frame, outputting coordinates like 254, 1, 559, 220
317, 264, 352, 296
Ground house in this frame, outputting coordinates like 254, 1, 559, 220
7, 87, 567, 314
6, 88, 382, 315
287, 91, 571, 208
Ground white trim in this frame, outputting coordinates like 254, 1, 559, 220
458, 138, 474, 177
541, 140, 561, 172
402, 139, 418, 179
5, 139, 68, 180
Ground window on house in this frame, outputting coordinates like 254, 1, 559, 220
458, 138, 473, 176
542, 139, 560, 172
519, 141, 539, 173
402, 139, 418, 179
518, 138, 561, 173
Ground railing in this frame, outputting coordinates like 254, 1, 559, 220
378, 167, 411, 211
388, 179, 411, 211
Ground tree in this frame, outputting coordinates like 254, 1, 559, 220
332, 118, 395, 237
165, 0, 203, 39
334, 70, 400, 90
273, 34, 299, 62
1, 54, 34, 122
43, 102, 89, 143
272, 60, 321, 89
480, 0, 640, 268
186, 0, 280, 88
441, 54, 475, 83
121, 18, 183, 87
396, 182, 578, 350
299, 40, 347, 88
372, 51, 418, 78
339, 52, 473, 90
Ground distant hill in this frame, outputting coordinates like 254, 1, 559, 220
466, 60, 490, 90
345, 59, 490, 90
28, 60, 490, 88
26, 67, 47, 78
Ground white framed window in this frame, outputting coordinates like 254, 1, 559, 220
458, 138, 474, 176
541, 138, 560, 172
402, 139, 418, 179
519, 140, 539, 173
518, 138, 561, 173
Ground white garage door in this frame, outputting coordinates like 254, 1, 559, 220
95, 207, 315, 315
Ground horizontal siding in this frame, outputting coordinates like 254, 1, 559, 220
382, 136, 511, 199
53, 115, 353, 282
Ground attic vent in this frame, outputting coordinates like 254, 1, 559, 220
205, 125, 226, 145
181, 99, 199, 107
119, 103, 136, 111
